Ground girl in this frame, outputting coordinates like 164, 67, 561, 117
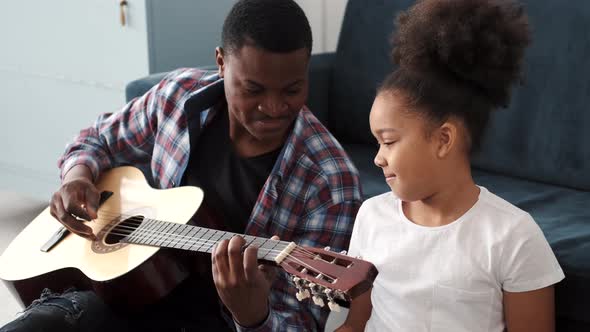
337, 0, 564, 331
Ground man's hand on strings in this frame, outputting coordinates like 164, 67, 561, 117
49, 165, 99, 240
212, 235, 279, 327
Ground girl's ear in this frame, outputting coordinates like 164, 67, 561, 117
435, 121, 458, 159
215, 47, 225, 78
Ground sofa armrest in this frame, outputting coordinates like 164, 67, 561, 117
307, 53, 336, 125
125, 72, 169, 102
125, 65, 218, 103
124, 55, 337, 119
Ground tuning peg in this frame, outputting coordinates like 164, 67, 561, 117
292, 276, 302, 287
296, 288, 311, 301
308, 282, 318, 292
328, 300, 341, 312
312, 295, 325, 307
324, 246, 331, 251
340, 250, 347, 255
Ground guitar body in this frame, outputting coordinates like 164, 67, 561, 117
0, 167, 204, 311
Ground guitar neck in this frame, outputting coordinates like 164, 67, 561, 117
121, 219, 290, 263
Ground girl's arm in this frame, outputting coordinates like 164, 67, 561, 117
503, 286, 555, 332
335, 288, 373, 332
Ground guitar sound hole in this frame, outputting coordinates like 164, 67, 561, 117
104, 215, 145, 245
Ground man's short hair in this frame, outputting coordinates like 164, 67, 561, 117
221, 0, 313, 55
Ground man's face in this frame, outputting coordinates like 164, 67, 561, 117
217, 45, 309, 148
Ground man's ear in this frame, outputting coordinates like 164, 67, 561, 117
215, 47, 225, 78
436, 121, 458, 159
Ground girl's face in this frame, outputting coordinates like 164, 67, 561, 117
369, 92, 443, 202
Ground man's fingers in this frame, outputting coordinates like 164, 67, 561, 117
243, 244, 260, 282
213, 239, 230, 280
228, 236, 246, 281
60, 181, 100, 221
84, 187, 100, 219
61, 189, 90, 221
53, 195, 96, 240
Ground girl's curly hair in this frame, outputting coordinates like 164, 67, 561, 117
381, 0, 531, 151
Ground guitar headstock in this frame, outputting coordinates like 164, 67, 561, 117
277, 245, 377, 311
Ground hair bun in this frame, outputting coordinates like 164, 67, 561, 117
391, 0, 531, 108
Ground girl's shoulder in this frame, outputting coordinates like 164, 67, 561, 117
477, 187, 534, 227
359, 191, 398, 213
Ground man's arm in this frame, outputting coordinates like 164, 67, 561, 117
335, 288, 372, 332
57, 69, 192, 181
233, 200, 361, 332
503, 286, 555, 332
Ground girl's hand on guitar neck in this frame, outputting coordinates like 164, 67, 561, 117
49, 165, 100, 241
212, 235, 280, 328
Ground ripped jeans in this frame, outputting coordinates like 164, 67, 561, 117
0, 286, 233, 332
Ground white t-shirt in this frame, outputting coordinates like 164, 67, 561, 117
348, 187, 564, 332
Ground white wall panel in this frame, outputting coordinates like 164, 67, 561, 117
295, 0, 348, 53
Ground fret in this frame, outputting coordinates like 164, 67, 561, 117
167, 223, 184, 248
153, 221, 173, 247
188, 227, 209, 251
257, 238, 271, 260
176, 224, 191, 248
220, 231, 235, 242
182, 225, 197, 246
195, 228, 217, 252
166, 223, 182, 248
261, 239, 281, 261
123, 218, 139, 243
242, 236, 276, 261
172, 224, 189, 249
181, 225, 200, 250
131, 218, 155, 244
141, 219, 160, 246
121, 218, 291, 264
203, 230, 227, 253
181, 224, 199, 249
208, 230, 228, 250
244, 235, 256, 247
142, 219, 164, 246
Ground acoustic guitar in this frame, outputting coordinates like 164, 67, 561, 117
0, 166, 377, 312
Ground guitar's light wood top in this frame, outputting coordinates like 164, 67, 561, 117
0, 167, 203, 282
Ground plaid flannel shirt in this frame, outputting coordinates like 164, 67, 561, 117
58, 68, 363, 331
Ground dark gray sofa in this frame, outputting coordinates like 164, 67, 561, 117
126, 1, 590, 330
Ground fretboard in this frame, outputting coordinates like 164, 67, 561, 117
121, 218, 290, 262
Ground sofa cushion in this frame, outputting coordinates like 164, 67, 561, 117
470, 1, 590, 191
331, 0, 415, 145
472, 169, 590, 323
342, 144, 389, 199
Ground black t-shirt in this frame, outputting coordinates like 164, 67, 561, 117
182, 107, 280, 233
150, 107, 280, 327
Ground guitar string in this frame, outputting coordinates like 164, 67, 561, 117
108, 217, 319, 261
105, 228, 337, 282
84, 210, 322, 260
109, 222, 333, 279
81, 209, 304, 256
82, 213, 338, 280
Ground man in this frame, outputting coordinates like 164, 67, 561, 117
0, 0, 362, 331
